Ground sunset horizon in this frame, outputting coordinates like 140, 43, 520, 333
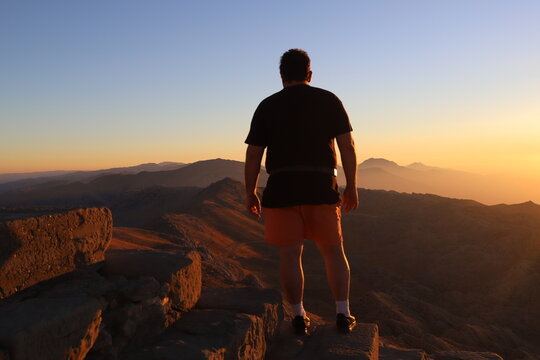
2, 1, 538, 195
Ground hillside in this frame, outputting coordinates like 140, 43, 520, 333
137, 179, 540, 359
3, 175, 539, 358
1, 155, 539, 359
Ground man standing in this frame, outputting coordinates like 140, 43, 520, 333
244, 49, 358, 335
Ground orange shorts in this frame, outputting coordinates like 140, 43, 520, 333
262, 204, 343, 246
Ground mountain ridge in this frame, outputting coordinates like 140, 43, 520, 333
1, 157, 538, 207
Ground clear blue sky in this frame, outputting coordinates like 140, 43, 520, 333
1, 0, 539, 178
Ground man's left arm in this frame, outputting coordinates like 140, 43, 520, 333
245, 144, 265, 218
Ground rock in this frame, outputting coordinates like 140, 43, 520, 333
380, 343, 427, 360
0, 207, 112, 299
196, 286, 283, 341
40, 269, 116, 300
102, 248, 202, 312
87, 327, 113, 354
123, 309, 266, 360
264, 312, 327, 360
266, 315, 382, 360
239, 273, 264, 289
102, 296, 169, 352
119, 276, 161, 302
0, 296, 103, 360
432, 351, 504, 360
320, 323, 379, 360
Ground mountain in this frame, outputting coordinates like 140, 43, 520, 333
0, 161, 187, 193
4, 157, 537, 205
360, 158, 400, 168
0, 159, 268, 206
3, 156, 538, 207
406, 162, 440, 171
340, 158, 539, 205
0, 170, 73, 184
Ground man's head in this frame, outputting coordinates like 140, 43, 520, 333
280, 48, 312, 85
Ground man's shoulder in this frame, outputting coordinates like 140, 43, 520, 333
308, 85, 334, 95
256, 85, 341, 108
259, 89, 285, 105
308, 86, 342, 101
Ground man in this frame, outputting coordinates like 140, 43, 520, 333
244, 49, 358, 335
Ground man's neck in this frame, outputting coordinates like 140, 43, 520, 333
282, 80, 310, 88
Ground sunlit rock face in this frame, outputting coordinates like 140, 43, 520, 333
0, 207, 112, 299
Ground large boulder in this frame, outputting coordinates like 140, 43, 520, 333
0, 296, 103, 360
0, 207, 112, 299
99, 295, 170, 355
102, 243, 202, 312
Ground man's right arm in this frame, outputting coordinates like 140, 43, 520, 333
245, 144, 265, 218
336, 132, 358, 212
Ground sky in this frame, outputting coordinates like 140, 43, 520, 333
1, 0, 539, 183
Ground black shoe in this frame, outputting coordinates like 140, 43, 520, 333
336, 313, 356, 333
292, 315, 311, 335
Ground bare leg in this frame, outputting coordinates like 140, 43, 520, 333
279, 242, 304, 304
316, 242, 350, 301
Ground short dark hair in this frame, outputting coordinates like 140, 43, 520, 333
279, 48, 310, 82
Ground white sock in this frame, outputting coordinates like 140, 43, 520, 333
290, 302, 307, 318
336, 300, 351, 317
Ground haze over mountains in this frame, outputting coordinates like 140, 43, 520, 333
0, 158, 537, 206
0, 161, 186, 191
350, 158, 539, 205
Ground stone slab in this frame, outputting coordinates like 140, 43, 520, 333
102, 248, 202, 312
123, 309, 266, 360
0, 207, 112, 299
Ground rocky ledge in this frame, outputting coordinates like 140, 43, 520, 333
0, 207, 112, 299
0, 209, 284, 360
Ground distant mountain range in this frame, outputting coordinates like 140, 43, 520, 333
341, 158, 538, 205
0, 161, 186, 191
0, 159, 259, 206
0, 161, 187, 184
0, 158, 537, 205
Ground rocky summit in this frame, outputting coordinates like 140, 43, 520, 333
0, 200, 520, 360
0, 207, 285, 360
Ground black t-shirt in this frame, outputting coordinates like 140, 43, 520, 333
245, 84, 352, 208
